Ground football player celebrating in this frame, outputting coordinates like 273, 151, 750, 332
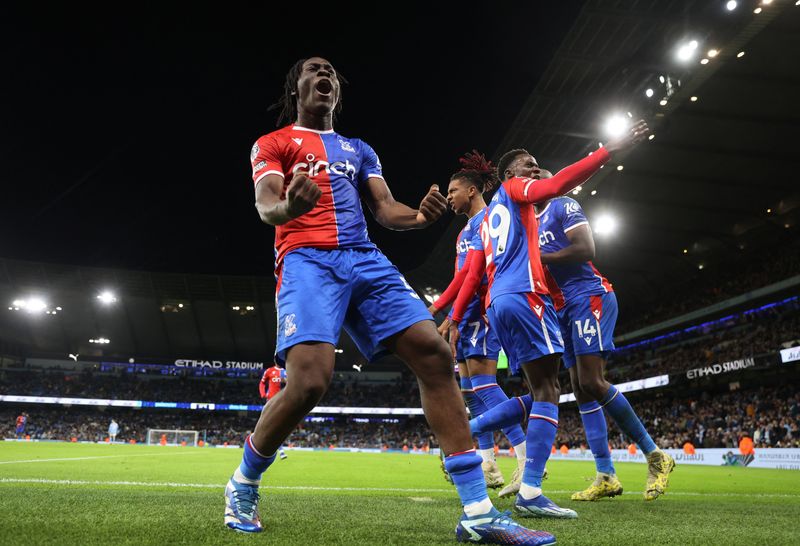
225, 57, 554, 546
448, 120, 649, 519
429, 151, 528, 492
537, 193, 675, 501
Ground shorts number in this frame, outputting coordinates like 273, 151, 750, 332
575, 319, 597, 337
468, 321, 481, 346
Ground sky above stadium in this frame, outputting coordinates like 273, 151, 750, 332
1, 3, 586, 276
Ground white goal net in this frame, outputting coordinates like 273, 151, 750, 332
146, 428, 199, 447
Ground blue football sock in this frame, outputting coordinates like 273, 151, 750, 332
470, 374, 526, 447
601, 385, 657, 454
444, 450, 489, 507
523, 402, 558, 488
579, 401, 615, 474
460, 377, 494, 450
237, 435, 277, 481
470, 394, 531, 435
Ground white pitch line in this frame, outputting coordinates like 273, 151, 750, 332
0, 478, 799, 499
0, 451, 204, 465
0, 478, 454, 492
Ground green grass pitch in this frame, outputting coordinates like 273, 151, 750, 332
1, 442, 799, 545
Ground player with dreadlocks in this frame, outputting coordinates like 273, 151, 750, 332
429, 151, 528, 496
226, 57, 556, 545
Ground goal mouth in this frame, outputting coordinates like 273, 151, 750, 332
146, 429, 200, 447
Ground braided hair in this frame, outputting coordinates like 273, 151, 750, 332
450, 149, 500, 193
268, 58, 348, 127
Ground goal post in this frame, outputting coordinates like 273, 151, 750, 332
146, 428, 199, 447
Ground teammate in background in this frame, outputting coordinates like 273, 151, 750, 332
259, 364, 288, 460
428, 151, 527, 493
227, 57, 554, 545
536, 194, 675, 501
448, 120, 649, 519
108, 419, 119, 443
15, 412, 27, 439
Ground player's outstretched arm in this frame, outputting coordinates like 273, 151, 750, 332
255, 171, 322, 226
515, 120, 649, 204
541, 224, 595, 265
362, 178, 447, 230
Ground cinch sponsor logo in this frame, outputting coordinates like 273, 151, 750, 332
292, 153, 356, 181
538, 230, 555, 247
457, 239, 473, 253
686, 357, 755, 379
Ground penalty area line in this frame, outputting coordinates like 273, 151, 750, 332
0, 478, 798, 498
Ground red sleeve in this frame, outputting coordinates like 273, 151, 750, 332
505, 147, 610, 204
251, 134, 286, 186
432, 251, 478, 312
259, 371, 268, 398
451, 252, 486, 322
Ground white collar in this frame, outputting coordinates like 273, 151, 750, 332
293, 125, 335, 134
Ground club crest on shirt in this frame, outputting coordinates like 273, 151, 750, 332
339, 139, 356, 153
283, 313, 297, 337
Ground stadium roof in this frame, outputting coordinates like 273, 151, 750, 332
412, 0, 800, 314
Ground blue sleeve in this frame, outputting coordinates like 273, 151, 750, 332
560, 198, 589, 233
280, 369, 287, 381
357, 141, 384, 187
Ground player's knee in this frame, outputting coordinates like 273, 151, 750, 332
578, 376, 608, 401
531, 381, 560, 404
287, 371, 331, 409
416, 332, 452, 368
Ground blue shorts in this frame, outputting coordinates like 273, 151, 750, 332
558, 291, 618, 369
455, 308, 501, 362
275, 247, 432, 363
486, 292, 564, 375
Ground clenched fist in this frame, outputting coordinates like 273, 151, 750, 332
415, 184, 448, 227
286, 171, 322, 218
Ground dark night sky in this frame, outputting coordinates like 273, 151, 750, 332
1, 3, 586, 277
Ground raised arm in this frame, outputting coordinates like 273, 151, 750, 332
510, 119, 649, 204
361, 177, 448, 230
511, 148, 610, 204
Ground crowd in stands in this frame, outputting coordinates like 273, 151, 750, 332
0, 367, 423, 408
554, 383, 800, 450
3, 379, 798, 452
605, 297, 800, 382
619, 236, 800, 331
0, 406, 433, 449
2, 296, 795, 411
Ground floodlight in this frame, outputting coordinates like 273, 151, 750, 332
594, 214, 618, 236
